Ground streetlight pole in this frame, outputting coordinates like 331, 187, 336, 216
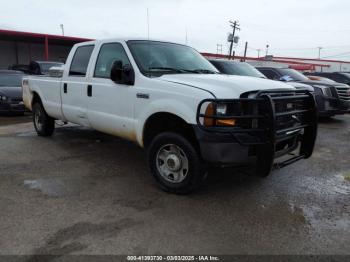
60, 24, 64, 36
318, 47, 323, 59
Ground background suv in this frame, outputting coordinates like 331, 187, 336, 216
257, 67, 350, 117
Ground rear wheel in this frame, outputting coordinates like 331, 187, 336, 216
32, 102, 55, 136
147, 132, 206, 194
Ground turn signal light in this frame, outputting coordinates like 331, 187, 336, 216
204, 103, 215, 127
216, 118, 236, 126
203, 103, 236, 127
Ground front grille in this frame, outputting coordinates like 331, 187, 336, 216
196, 90, 317, 172
335, 86, 350, 101
9, 98, 22, 104
197, 90, 316, 145
256, 91, 314, 143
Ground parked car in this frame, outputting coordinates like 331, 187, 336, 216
209, 59, 314, 91
8, 64, 31, 74
23, 39, 317, 193
0, 70, 26, 115
10, 61, 63, 75
257, 67, 350, 117
28, 61, 64, 75
306, 72, 350, 85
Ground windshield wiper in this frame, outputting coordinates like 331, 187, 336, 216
190, 69, 219, 74
148, 67, 218, 74
148, 67, 193, 73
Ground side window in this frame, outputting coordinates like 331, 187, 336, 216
260, 69, 279, 80
94, 43, 131, 78
69, 45, 94, 76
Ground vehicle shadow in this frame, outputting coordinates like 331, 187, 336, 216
318, 116, 344, 124
49, 126, 262, 196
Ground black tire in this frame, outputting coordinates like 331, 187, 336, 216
32, 102, 55, 137
147, 132, 206, 194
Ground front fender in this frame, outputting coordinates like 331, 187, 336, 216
135, 99, 196, 147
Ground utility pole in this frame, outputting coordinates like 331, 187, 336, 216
318, 47, 323, 59
265, 44, 270, 57
257, 49, 261, 58
60, 24, 64, 36
243, 42, 248, 61
228, 20, 240, 59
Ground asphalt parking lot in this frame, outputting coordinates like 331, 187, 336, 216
0, 114, 349, 256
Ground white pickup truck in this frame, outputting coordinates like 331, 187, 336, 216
22, 38, 318, 193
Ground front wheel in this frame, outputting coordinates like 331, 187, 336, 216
32, 102, 55, 137
147, 132, 207, 194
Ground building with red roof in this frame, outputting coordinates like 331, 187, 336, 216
0, 29, 91, 69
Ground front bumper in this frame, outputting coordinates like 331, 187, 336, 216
0, 101, 25, 114
195, 89, 318, 176
314, 89, 350, 116
194, 127, 254, 164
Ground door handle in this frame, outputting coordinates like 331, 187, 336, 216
63, 83, 67, 93
87, 85, 92, 97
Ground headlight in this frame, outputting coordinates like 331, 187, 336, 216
216, 103, 227, 115
0, 95, 8, 101
313, 85, 332, 97
204, 102, 236, 127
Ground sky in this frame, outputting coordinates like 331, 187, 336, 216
2, 0, 350, 60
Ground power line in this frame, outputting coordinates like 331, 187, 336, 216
322, 51, 350, 59
272, 45, 350, 51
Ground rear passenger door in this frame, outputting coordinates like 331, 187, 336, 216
61, 45, 94, 126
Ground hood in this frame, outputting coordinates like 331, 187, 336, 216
285, 81, 314, 91
299, 80, 348, 88
0, 86, 23, 99
158, 74, 295, 98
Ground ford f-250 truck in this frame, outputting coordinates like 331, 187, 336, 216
22, 39, 318, 193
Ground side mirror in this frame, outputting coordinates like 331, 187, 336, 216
110, 60, 135, 85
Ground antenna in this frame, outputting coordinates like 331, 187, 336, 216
146, 8, 151, 76
185, 27, 188, 45
147, 8, 150, 40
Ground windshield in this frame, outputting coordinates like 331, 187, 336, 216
0, 74, 23, 87
212, 60, 266, 78
340, 73, 350, 79
40, 63, 63, 74
278, 68, 309, 81
127, 41, 218, 76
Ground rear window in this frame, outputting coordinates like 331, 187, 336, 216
69, 45, 94, 76
0, 74, 23, 87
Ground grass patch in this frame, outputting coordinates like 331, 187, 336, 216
343, 171, 350, 181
